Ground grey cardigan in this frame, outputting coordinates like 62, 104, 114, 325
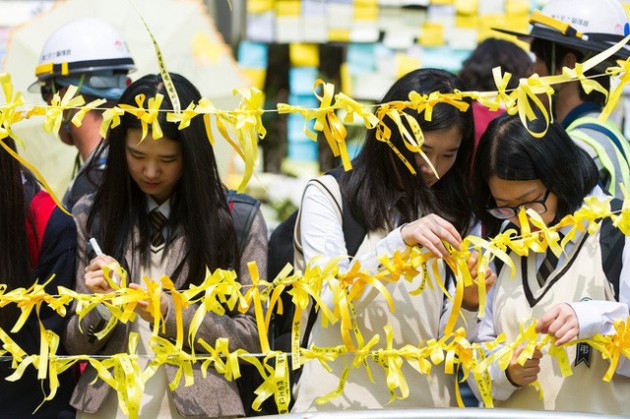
63, 194, 267, 417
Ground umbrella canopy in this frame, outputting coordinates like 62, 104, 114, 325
3, 0, 247, 195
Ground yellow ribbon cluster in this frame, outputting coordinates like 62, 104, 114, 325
2, 33, 630, 200
0, 195, 628, 416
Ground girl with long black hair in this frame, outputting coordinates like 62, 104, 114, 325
63, 73, 267, 418
292, 68, 495, 411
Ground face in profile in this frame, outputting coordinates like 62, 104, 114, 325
125, 128, 184, 204
415, 125, 462, 187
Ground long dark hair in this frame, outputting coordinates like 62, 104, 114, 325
340, 68, 474, 234
87, 73, 239, 285
0, 138, 32, 329
472, 113, 599, 237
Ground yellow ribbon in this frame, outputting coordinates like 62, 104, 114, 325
0, 73, 26, 146
119, 93, 164, 141
312, 80, 352, 170
43, 85, 85, 136
232, 87, 266, 192
100, 106, 125, 139
71, 98, 107, 128
509, 74, 554, 138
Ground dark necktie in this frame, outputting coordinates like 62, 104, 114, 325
536, 251, 559, 286
149, 209, 168, 248
536, 233, 564, 286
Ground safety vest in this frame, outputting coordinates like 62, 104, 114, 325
566, 116, 630, 198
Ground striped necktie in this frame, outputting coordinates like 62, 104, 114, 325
149, 209, 168, 248
536, 233, 564, 286
536, 250, 559, 286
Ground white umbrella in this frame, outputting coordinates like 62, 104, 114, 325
3, 0, 247, 195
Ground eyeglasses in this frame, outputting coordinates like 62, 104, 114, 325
486, 189, 551, 220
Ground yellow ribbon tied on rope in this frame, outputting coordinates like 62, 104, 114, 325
100, 106, 125, 139
588, 319, 630, 382
374, 102, 424, 175
185, 268, 241, 354
43, 85, 85, 136
478, 67, 517, 112
0, 73, 26, 145
312, 80, 352, 170
509, 74, 554, 138
119, 93, 164, 141
232, 87, 266, 192
371, 324, 409, 402
72, 98, 107, 128
146, 335, 195, 390
602, 58, 630, 123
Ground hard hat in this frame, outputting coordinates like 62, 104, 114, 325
30, 17, 135, 100
494, 0, 630, 60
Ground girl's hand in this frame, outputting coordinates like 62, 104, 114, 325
401, 214, 462, 258
462, 251, 497, 311
506, 347, 543, 387
536, 303, 579, 345
128, 283, 169, 323
84, 254, 122, 294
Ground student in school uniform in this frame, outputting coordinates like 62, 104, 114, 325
63, 73, 267, 418
472, 113, 630, 415
292, 68, 495, 412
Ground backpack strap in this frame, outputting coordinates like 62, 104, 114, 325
296, 169, 367, 349
600, 198, 625, 301
226, 190, 261, 253
327, 167, 367, 256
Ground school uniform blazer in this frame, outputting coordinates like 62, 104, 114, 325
63, 193, 267, 417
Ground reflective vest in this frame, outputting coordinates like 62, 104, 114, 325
566, 116, 630, 198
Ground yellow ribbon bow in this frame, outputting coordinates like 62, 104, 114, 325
232, 87, 267, 192
510, 74, 554, 138
312, 80, 352, 170
100, 106, 125, 139
119, 93, 164, 141
43, 85, 85, 136
0, 73, 26, 145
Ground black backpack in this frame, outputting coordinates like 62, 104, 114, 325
265, 168, 366, 412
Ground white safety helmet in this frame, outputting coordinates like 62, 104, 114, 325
30, 17, 136, 100
495, 0, 630, 60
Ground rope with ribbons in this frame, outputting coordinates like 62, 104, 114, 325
0, 194, 627, 416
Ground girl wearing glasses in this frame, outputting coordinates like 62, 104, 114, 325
472, 113, 630, 415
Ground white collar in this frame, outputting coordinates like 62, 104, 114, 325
147, 196, 171, 219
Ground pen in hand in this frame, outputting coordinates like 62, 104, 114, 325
88, 238, 121, 286
89, 238, 103, 256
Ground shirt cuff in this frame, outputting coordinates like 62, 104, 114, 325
388, 226, 410, 252
568, 300, 629, 339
